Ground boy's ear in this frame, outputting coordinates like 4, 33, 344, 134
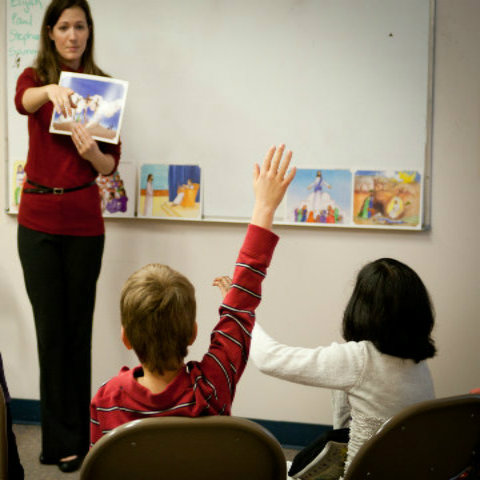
188, 322, 198, 346
121, 326, 133, 350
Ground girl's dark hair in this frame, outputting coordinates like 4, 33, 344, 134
342, 258, 436, 362
34, 0, 108, 84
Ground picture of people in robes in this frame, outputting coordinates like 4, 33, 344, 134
139, 164, 202, 219
353, 170, 421, 227
286, 168, 352, 225
96, 163, 135, 217
50, 72, 128, 144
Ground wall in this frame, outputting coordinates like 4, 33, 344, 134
0, 0, 479, 427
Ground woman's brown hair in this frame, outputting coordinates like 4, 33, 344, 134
34, 0, 108, 84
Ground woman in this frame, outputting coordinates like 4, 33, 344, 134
14, 0, 121, 472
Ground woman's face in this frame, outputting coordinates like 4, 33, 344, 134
48, 6, 90, 70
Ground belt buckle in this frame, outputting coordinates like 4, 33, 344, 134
53, 187, 64, 195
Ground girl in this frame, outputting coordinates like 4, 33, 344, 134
252, 258, 436, 476
15, 0, 121, 472
215, 257, 436, 477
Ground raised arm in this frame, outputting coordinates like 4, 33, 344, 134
198, 144, 296, 412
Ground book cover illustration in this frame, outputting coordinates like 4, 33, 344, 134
138, 164, 202, 220
49, 72, 128, 144
9, 160, 26, 213
353, 170, 422, 227
96, 162, 136, 217
286, 168, 352, 225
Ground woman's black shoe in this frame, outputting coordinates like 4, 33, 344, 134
58, 455, 84, 473
39, 453, 56, 465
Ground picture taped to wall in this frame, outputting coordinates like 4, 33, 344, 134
49, 72, 128, 144
96, 162, 136, 217
353, 170, 422, 228
286, 168, 353, 225
9, 160, 26, 214
138, 164, 202, 220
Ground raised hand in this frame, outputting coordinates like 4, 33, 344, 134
251, 144, 296, 229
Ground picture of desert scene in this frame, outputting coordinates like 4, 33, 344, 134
50, 72, 128, 144
138, 164, 201, 220
353, 170, 422, 227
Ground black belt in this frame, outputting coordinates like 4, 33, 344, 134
23, 178, 96, 195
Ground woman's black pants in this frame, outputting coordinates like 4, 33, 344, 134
17, 224, 104, 459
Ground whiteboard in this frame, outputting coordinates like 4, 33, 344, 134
6, 0, 434, 223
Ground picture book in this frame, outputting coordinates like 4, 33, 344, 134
49, 72, 128, 144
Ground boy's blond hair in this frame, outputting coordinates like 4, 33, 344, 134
120, 264, 196, 375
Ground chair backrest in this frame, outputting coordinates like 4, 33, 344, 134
344, 394, 480, 480
80, 416, 286, 480
0, 385, 7, 480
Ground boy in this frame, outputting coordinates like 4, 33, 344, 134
90, 145, 295, 446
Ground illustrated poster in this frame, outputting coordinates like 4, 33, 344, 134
138, 164, 202, 220
49, 72, 128, 144
353, 170, 422, 227
286, 168, 352, 225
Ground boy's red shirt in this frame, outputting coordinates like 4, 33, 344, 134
90, 224, 278, 446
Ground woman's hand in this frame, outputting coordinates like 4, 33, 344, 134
71, 123, 115, 175
44, 84, 76, 117
71, 123, 100, 160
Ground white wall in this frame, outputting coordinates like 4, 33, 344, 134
1, 0, 479, 426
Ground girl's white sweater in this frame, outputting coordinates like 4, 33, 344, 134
251, 323, 434, 471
